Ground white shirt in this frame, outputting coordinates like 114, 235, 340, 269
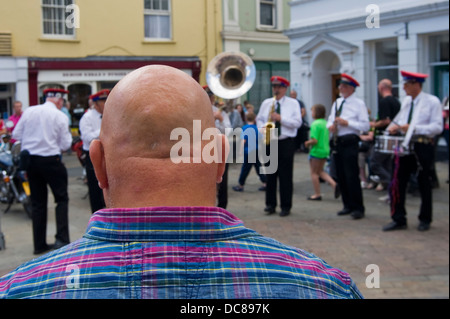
327, 94, 370, 136
256, 96, 302, 139
79, 108, 102, 151
12, 101, 72, 156
388, 91, 443, 137
212, 105, 232, 135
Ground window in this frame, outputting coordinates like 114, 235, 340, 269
429, 33, 449, 100
144, 0, 172, 40
258, 0, 276, 29
375, 39, 399, 97
42, 0, 75, 38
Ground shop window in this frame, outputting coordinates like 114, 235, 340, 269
42, 0, 76, 38
144, 0, 172, 40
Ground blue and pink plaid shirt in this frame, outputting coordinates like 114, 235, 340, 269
0, 207, 363, 299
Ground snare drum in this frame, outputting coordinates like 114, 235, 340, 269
374, 136, 413, 156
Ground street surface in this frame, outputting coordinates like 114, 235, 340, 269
0, 152, 448, 299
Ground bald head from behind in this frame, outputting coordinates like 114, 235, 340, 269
90, 65, 228, 208
378, 79, 393, 97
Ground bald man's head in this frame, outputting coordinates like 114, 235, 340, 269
378, 79, 393, 97
90, 65, 227, 208
101, 65, 215, 159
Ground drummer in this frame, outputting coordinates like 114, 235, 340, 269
383, 71, 443, 232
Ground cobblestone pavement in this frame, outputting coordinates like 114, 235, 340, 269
0, 152, 448, 299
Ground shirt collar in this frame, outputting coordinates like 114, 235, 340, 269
412, 91, 424, 104
84, 207, 259, 242
91, 108, 102, 117
43, 100, 58, 110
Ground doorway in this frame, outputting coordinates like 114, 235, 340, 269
312, 50, 341, 117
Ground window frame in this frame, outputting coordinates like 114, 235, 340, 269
374, 39, 399, 98
144, 0, 173, 41
41, 0, 76, 39
257, 0, 280, 31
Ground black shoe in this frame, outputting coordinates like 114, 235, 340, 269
383, 221, 407, 231
54, 240, 70, 250
264, 206, 276, 215
334, 184, 341, 199
351, 210, 365, 220
307, 195, 322, 201
337, 209, 351, 216
33, 244, 54, 255
417, 222, 431, 232
279, 210, 291, 217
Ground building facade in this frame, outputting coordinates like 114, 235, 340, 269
0, 0, 222, 118
286, 0, 449, 123
222, 0, 291, 109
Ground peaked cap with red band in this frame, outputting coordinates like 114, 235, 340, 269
271, 76, 290, 87
43, 88, 69, 98
401, 70, 429, 83
340, 73, 360, 87
90, 89, 111, 102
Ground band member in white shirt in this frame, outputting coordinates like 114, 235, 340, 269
256, 76, 302, 217
383, 71, 443, 232
327, 74, 370, 220
13, 88, 73, 254
80, 89, 109, 213
204, 86, 232, 209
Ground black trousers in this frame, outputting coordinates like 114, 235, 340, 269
266, 138, 296, 211
27, 155, 69, 251
333, 134, 365, 213
217, 163, 229, 209
85, 151, 105, 213
390, 143, 434, 225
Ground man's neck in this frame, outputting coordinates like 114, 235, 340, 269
410, 90, 422, 100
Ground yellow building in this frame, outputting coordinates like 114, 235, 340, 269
0, 0, 222, 114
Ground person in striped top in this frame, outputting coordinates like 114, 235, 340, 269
0, 65, 363, 299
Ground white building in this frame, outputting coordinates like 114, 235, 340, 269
0, 56, 28, 117
285, 0, 449, 122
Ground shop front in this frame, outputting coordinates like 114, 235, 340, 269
28, 56, 202, 127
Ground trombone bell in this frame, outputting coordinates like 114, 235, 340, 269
206, 52, 256, 100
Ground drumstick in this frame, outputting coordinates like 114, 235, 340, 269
390, 121, 405, 136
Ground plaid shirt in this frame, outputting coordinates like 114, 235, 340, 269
0, 207, 363, 299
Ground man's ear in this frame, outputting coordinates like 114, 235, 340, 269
89, 139, 108, 189
216, 134, 230, 184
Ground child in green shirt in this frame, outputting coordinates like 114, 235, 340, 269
305, 104, 340, 201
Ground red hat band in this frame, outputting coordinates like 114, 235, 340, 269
90, 89, 111, 102
340, 73, 360, 87
44, 88, 69, 99
271, 76, 290, 87
401, 70, 429, 83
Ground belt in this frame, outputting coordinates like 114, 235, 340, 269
30, 155, 61, 159
30, 155, 62, 163
337, 134, 359, 142
412, 136, 434, 145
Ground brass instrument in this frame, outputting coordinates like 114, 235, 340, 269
206, 51, 256, 100
264, 96, 277, 145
